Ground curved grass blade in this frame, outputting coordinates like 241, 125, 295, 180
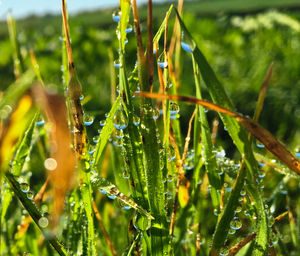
136, 92, 300, 176
0, 70, 35, 118
92, 96, 120, 168
91, 173, 154, 220
5, 172, 67, 256
192, 55, 222, 192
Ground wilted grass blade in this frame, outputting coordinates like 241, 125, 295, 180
137, 92, 300, 176
33, 87, 76, 224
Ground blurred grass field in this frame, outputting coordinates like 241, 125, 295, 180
1, 1, 300, 255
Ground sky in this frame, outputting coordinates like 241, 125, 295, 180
0, 0, 167, 21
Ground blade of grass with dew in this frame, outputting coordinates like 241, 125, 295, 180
153, 5, 173, 47
192, 55, 222, 201
0, 70, 35, 117
91, 173, 154, 220
174, 10, 270, 254
5, 172, 67, 256
0, 95, 36, 172
136, 92, 300, 176
0, 113, 38, 224
61, 1, 96, 254
117, 0, 149, 207
7, 13, 24, 79
92, 96, 120, 168
132, 1, 168, 254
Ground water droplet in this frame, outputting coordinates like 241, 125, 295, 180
256, 143, 265, 149
230, 217, 242, 230
36, 116, 45, 126
115, 129, 124, 139
44, 158, 57, 171
38, 217, 49, 228
83, 114, 94, 126
133, 212, 151, 231
114, 59, 122, 68
93, 135, 99, 143
125, 24, 133, 33
99, 119, 106, 127
122, 205, 131, 210
183, 150, 194, 170
240, 188, 246, 196
270, 231, 278, 245
235, 205, 242, 213
169, 102, 180, 115
20, 183, 30, 193
167, 174, 173, 182
268, 215, 275, 227
214, 208, 220, 216
168, 145, 176, 162
112, 10, 121, 22
113, 138, 123, 148
180, 31, 195, 53
79, 95, 84, 101
107, 194, 116, 200
157, 52, 167, 68
135, 86, 141, 94
99, 189, 106, 195
152, 108, 160, 120
228, 228, 236, 235
27, 191, 34, 200
113, 107, 128, 130
133, 115, 140, 126
215, 149, 225, 158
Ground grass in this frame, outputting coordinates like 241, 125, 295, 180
0, 0, 300, 256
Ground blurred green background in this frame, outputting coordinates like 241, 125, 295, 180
0, 0, 300, 151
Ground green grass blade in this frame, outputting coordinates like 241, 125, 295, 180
5, 172, 68, 256
0, 70, 35, 117
7, 13, 24, 79
192, 55, 222, 191
11, 113, 37, 176
153, 5, 173, 45
92, 96, 120, 168
175, 9, 268, 255
91, 173, 154, 220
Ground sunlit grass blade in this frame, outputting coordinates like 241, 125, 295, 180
192, 55, 222, 193
0, 94, 36, 172
11, 113, 37, 176
5, 172, 68, 255
92, 96, 120, 168
91, 173, 154, 220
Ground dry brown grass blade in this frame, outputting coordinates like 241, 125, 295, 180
146, 0, 154, 90
253, 62, 273, 122
227, 211, 288, 256
136, 92, 300, 176
61, 0, 74, 71
132, 0, 145, 63
169, 109, 195, 236
92, 200, 117, 256
33, 87, 76, 225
